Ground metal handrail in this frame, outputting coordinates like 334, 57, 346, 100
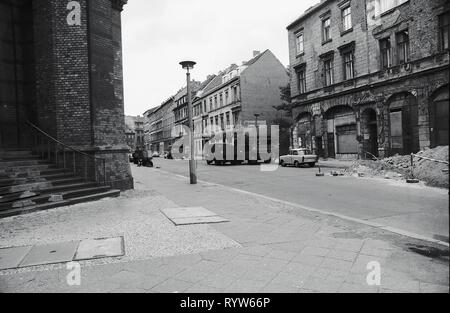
26, 121, 107, 186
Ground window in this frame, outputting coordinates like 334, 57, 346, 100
214, 96, 218, 109
380, 38, 392, 69
209, 98, 213, 111
225, 90, 229, 104
296, 33, 304, 55
219, 93, 223, 106
342, 6, 352, 32
343, 51, 354, 80
322, 17, 331, 43
220, 115, 225, 130
376, 0, 408, 15
396, 30, 410, 64
233, 112, 240, 125
323, 58, 334, 86
439, 12, 450, 50
232, 86, 238, 102
226, 112, 231, 126
203, 100, 207, 113
296, 68, 306, 94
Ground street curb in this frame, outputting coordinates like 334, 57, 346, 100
153, 168, 449, 249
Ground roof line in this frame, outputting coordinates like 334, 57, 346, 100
287, 0, 330, 30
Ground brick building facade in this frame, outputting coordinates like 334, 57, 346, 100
0, 0, 133, 190
287, 0, 449, 160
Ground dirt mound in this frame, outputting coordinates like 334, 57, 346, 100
345, 146, 449, 188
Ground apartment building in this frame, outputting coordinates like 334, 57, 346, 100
145, 97, 176, 154
124, 116, 145, 151
287, 0, 449, 159
192, 50, 290, 156
173, 81, 202, 156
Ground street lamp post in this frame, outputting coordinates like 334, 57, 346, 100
254, 114, 261, 162
180, 61, 197, 184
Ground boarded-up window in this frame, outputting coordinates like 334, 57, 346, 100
433, 88, 449, 146
336, 124, 358, 154
390, 110, 403, 149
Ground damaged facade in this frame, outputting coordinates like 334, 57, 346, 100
287, 0, 449, 160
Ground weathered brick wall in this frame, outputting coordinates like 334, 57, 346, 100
288, 0, 449, 159
31, 0, 132, 190
88, 0, 133, 190
367, 0, 449, 73
33, 0, 92, 146
0, 0, 35, 148
288, 0, 369, 97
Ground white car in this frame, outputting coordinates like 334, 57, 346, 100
279, 149, 318, 168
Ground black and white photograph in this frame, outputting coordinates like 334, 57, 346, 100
0, 0, 449, 300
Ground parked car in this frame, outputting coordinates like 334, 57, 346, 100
279, 148, 318, 168
152, 151, 160, 158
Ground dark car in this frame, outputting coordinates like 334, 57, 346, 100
133, 148, 153, 167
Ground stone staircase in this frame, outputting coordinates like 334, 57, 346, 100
0, 149, 120, 218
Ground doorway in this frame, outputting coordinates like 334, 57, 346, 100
361, 109, 378, 158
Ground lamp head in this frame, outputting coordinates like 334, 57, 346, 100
180, 61, 196, 71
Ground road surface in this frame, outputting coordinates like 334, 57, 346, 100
146, 158, 449, 243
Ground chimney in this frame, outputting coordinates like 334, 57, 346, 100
253, 50, 261, 57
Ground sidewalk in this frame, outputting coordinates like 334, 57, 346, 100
317, 158, 354, 169
0, 168, 448, 293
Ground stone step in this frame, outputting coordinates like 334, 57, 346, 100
0, 172, 75, 187
0, 189, 121, 218
0, 150, 33, 158
0, 182, 99, 204
0, 164, 58, 174
0, 186, 112, 210
0, 177, 85, 196
0, 155, 41, 162
0, 159, 50, 168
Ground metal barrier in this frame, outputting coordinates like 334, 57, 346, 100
27, 121, 108, 186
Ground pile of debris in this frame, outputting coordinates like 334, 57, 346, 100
344, 146, 449, 188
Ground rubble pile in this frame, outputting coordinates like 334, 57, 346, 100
344, 146, 449, 188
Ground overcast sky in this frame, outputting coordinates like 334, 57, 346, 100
122, 0, 318, 116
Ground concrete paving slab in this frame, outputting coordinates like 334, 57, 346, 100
171, 216, 229, 226
161, 207, 228, 225
19, 241, 79, 268
0, 246, 32, 270
74, 237, 124, 261
161, 207, 218, 219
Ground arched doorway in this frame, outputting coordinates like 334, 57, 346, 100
431, 85, 449, 147
387, 92, 419, 156
324, 105, 357, 159
361, 108, 378, 158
